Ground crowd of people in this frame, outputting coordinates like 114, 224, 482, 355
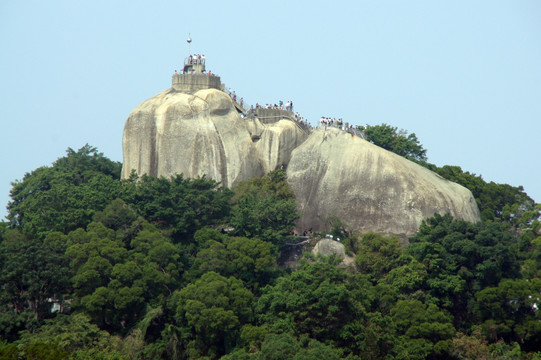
175, 68, 217, 76
320, 116, 347, 128
294, 112, 312, 129
187, 54, 206, 65
319, 116, 366, 139
255, 100, 294, 112
176, 55, 353, 136
225, 88, 239, 103
222, 91, 314, 131
172, 80, 362, 136
255, 100, 293, 112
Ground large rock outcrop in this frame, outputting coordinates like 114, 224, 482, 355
122, 88, 308, 187
287, 127, 481, 238
122, 88, 481, 238
312, 239, 356, 268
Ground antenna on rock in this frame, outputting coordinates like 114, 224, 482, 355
187, 33, 192, 57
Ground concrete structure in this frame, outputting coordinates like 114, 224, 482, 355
245, 108, 312, 134
253, 108, 295, 124
171, 56, 222, 93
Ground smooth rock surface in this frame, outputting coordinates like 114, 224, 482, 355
122, 89, 308, 187
312, 239, 356, 268
287, 127, 481, 238
312, 238, 347, 258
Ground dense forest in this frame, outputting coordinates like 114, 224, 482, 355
1, 125, 540, 359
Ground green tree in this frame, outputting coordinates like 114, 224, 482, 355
362, 123, 427, 162
191, 235, 278, 291
407, 214, 521, 329
92, 198, 142, 244
230, 170, 299, 247
0, 341, 18, 360
259, 333, 344, 360
354, 232, 403, 282
129, 222, 183, 300
123, 174, 232, 243
520, 229, 541, 279
170, 272, 254, 359
16, 313, 127, 359
66, 222, 129, 331
67, 218, 182, 334
435, 165, 537, 225
390, 299, 455, 359
256, 261, 365, 351
0, 230, 70, 340
221, 333, 345, 360
474, 278, 541, 351
7, 145, 122, 237
383, 258, 427, 290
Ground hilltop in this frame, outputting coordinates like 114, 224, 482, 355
122, 81, 480, 238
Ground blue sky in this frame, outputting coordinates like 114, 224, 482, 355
1, 1, 540, 219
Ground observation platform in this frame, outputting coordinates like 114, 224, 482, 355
172, 55, 222, 93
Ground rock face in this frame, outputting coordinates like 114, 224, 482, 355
122, 88, 481, 238
312, 238, 346, 258
287, 127, 481, 238
122, 88, 308, 187
312, 239, 355, 268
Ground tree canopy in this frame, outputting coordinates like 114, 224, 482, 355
7, 145, 122, 237
361, 123, 427, 162
229, 170, 299, 248
1, 144, 540, 359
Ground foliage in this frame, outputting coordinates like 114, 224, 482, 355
170, 272, 254, 359
354, 232, 403, 282
16, 314, 127, 359
191, 233, 279, 291
256, 260, 365, 350
0, 230, 70, 339
221, 333, 344, 360
92, 198, 141, 241
122, 173, 233, 243
390, 299, 455, 359
361, 123, 427, 162
0, 341, 18, 360
474, 278, 541, 351
66, 211, 182, 334
407, 214, 521, 329
231, 169, 295, 203
451, 329, 495, 360
230, 170, 299, 247
435, 165, 538, 226
7, 145, 122, 237
520, 225, 541, 279
2, 144, 541, 358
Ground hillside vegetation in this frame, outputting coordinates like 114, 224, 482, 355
1, 135, 540, 359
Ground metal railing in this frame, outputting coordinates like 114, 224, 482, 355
317, 124, 366, 140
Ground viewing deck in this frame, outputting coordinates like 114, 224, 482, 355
172, 72, 222, 93
171, 56, 222, 93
